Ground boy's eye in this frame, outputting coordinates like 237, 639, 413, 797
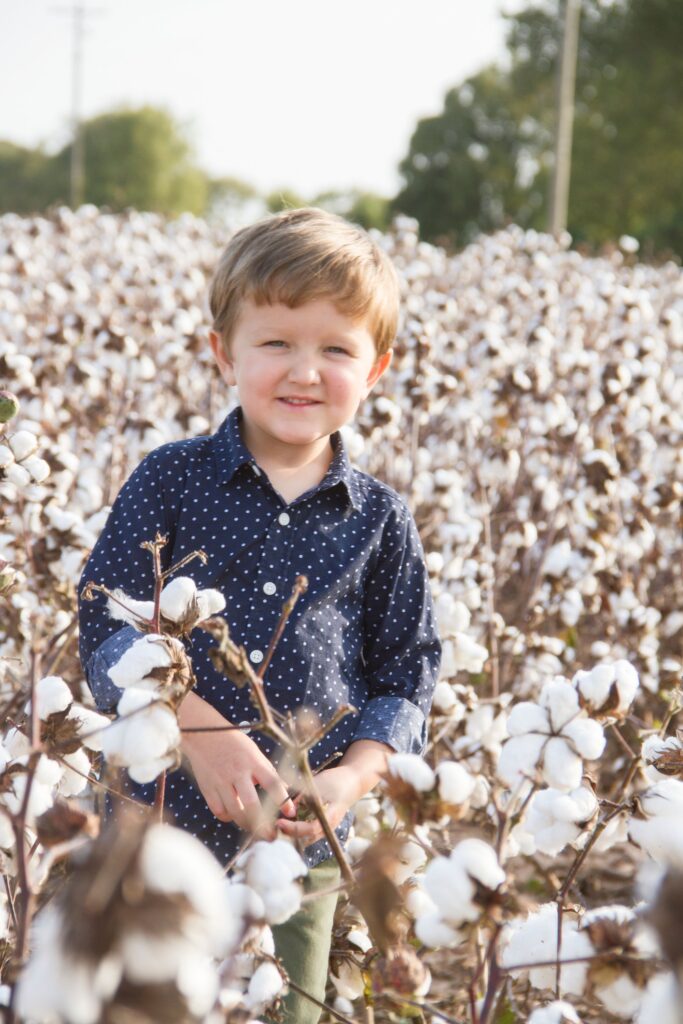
326, 346, 350, 356
263, 339, 287, 347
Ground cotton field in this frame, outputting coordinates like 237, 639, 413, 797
2, 205, 683, 1022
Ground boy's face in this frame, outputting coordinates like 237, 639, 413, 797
209, 297, 392, 464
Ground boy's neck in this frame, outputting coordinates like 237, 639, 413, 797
240, 419, 334, 504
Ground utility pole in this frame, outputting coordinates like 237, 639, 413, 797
548, 0, 582, 237
51, 3, 104, 208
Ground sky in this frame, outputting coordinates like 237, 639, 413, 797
0, 0, 519, 198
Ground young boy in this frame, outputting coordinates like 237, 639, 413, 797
78, 207, 441, 1023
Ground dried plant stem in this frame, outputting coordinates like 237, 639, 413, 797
257, 574, 309, 682
3, 874, 18, 932
284, 977, 356, 1024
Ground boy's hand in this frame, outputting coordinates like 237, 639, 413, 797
275, 738, 393, 847
179, 690, 295, 838
274, 765, 361, 846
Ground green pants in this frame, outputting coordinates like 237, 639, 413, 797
270, 857, 342, 1024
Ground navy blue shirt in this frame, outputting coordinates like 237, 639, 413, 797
78, 406, 441, 867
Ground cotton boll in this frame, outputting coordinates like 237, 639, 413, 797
195, 588, 226, 620
387, 753, 435, 792
67, 704, 111, 751
595, 972, 648, 1017
414, 912, 463, 948
451, 633, 488, 672
525, 786, 598, 856
159, 576, 197, 621
506, 701, 549, 737
544, 540, 573, 578
542, 737, 584, 791
635, 973, 681, 1024
562, 717, 606, 761
107, 634, 179, 689
528, 1002, 582, 1024
423, 855, 479, 924
331, 960, 366, 1000
432, 680, 458, 713
100, 689, 180, 782
106, 589, 154, 627
22, 455, 50, 483
452, 838, 506, 893
497, 732, 547, 788
30, 674, 73, 719
57, 748, 92, 796
434, 593, 471, 636
540, 678, 580, 732
642, 735, 683, 783
500, 903, 593, 995
629, 817, 683, 866
244, 961, 285, 1012
436, 761, 475, 805
8, 430, 39, 461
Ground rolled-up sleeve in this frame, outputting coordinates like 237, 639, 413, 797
78, 451, 173, 712
352, 503, 441, 755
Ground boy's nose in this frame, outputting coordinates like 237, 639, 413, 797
288, 357, 321, 385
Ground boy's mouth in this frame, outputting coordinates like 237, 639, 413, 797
278, 397, 321, 407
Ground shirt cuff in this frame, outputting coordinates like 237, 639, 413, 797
352, 695, 427, 756
85, 625, 142, 713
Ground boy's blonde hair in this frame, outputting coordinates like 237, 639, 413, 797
209, 207, 399, 357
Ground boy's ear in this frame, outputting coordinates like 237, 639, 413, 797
364, 348, 393, 397
209, 329, 236, 386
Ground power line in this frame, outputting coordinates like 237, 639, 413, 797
50, 2, 105, 208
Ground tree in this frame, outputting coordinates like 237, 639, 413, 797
73, 106, 208, 215
392, 66, 530, 248
0, 106, 209, 217
0, 142, 59, 215
393, 0, 683, 257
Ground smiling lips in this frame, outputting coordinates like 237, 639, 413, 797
278, 397, 321, 406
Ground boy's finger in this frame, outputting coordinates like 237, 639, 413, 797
234, 778, 270, 832
259, 770, 296, 818
275, 818, 320, 843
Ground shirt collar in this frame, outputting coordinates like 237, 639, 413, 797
212, 406, 362, 512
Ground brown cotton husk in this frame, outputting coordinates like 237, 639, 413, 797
35, 799, 100, 847
352, 834, 411, 953
648, 869, 683, 979
371, 943, 430, 998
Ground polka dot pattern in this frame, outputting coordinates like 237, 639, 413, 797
78, 406, 441, 868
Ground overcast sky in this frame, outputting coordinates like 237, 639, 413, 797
0, 0, 519, 197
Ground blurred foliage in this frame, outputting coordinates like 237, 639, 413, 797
0, 106, 207, 217
393, 0, 683, 256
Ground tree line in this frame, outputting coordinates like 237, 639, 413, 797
2, 0, 681, 256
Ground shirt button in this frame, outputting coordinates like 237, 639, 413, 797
278, 512, 290, 526
249, 649, 264, 664
263, 581, 277, 596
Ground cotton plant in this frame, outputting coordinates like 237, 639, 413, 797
579, 905, 658, 1017
497, 676, 606, 792
413, 839, 506, 949
98, 630, 198, 784
527, 1003, 583, 1024
500, 903, 594, 996
382, 752, 477, 827
0, 427, 51, 493
15, 819, 261, 1024
507, 782, 599, 858
571, 659, 640, 720
0, 673, 109, 856
629, 779, 683, 865
107, 574, 226, 637
6, 208, 683, 1020
234, 838, 308, 925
